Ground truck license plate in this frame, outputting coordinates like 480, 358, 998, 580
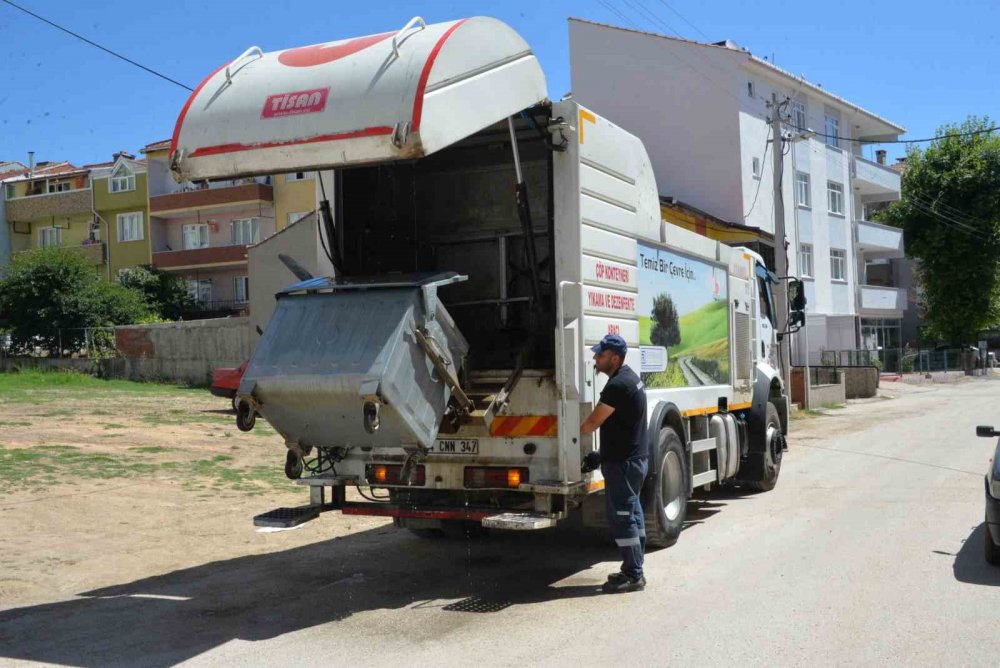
434, 439, 479, 455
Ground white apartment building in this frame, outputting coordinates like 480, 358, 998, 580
569, 18, 907, 364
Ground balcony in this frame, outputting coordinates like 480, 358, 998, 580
75, 241, 106, 265
856, 220, 904, 259
859, 285, 907, 318
152, 244, 248, 270
149, 182, 272, 217
5, 188, 92, 222
852, 156, 900, 202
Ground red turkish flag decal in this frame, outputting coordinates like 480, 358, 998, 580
278, 32, 393, 67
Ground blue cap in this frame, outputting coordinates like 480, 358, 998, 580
591, 334, 628, 357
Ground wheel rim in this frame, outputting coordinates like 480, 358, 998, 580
766, 426, 784, 466
661, 450, 684, 521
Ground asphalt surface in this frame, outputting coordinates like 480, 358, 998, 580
3, 379, 999, 666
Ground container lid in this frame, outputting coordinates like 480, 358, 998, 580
170, 17, 547, 181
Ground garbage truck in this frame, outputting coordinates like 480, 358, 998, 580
169, 16, 805, 546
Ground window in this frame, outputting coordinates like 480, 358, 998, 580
827, 181, 844, 215
752, 157, 761, 178
48, 181, 71, 193
232, 218, 260, 245
830, 248, 846, 281
182, 224, 209, 250
755, 264, 776, 327
110, 165, 135, 193
286, 171, 312, 181
798, 243, 813, 277
117, 212, 144, 242
287, 211, 311, 227
186, 279, 212, 304
825, 114, 840, 148
796, 172, 811, 207
792, 101, 807, 132
234, 276, 249, 304
39, 226, 62, 248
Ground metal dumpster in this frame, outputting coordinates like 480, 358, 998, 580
238, 272, 468, 450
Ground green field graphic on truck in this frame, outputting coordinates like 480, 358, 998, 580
637, 242, 730, 388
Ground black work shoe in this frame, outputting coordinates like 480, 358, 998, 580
602, 574, 646, 593
606, 572, 629, 585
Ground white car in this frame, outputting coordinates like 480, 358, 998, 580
976, 425, 1000, 565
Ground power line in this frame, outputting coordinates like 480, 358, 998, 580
789, 123, 999, 146
654, 0, 712, 40
907, 194, 986, 232
0, 0, 193, 92
744, 125, 772, 219
905, 198, 991, 241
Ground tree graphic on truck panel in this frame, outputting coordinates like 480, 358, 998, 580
650, 294, 681, 348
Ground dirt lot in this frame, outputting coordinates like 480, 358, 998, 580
0, 368, 919, 612
0, 370, 388, 609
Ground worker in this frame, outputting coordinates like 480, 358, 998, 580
580, 334, 649, 593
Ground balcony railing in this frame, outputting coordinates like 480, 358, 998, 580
859, 285, 907, 316
185, 299, 248, 314
5, 188, 93, 221
856, 220, 904, 259
852, 156, 901, 201
75, 241, 106, 265
152, 244, 248, 269
149, 182, 273, 214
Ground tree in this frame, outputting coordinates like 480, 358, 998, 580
0, 247, 152, 355
875, 117, 1000, 343
117, 264, 194, 320
650, 294, 681, 348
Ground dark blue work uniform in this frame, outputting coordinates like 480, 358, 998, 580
598, 364, 648, 580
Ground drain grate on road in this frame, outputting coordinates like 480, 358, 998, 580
442, 596, 511, 613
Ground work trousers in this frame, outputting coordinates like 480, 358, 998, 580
602, 456, 648, 580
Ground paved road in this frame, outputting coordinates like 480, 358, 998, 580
3, 379, 1000, 666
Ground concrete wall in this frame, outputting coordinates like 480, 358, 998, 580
248, 211, 335, 338
112, 317, 251, 385
569, 19, 744, 222
843, 366, 878, 399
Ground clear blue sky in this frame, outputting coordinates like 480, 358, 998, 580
1, 0, 996, 168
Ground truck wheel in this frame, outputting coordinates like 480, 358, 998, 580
236, 400, 256, 432
644, 426, 687, 549
985, 518, 1000, 566
284, 450, 303, 480
746, 402, 783, 492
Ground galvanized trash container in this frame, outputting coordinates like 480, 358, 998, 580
238, 272, 468, 450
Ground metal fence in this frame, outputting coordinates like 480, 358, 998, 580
0, 327, 118, 359
819, 347, 983, 374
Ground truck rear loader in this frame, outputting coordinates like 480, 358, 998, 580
169, 16, 804, 546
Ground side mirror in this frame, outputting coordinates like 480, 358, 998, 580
788, 278, 807, 312
977, 425, 998, 438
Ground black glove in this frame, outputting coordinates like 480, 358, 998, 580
581, 450, 602, 473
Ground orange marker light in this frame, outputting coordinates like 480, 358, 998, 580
507, 468, 522, 488
373, 466, 388, 484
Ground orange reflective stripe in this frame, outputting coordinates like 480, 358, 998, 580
490, 416, 558, 438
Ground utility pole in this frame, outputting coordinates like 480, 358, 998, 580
769, 93, 792, 395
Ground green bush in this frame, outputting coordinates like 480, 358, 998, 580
0, 247, 152, 355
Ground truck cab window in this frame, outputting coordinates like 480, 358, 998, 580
755, 264, 777, 328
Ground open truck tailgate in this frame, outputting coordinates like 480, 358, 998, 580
170, 16, 547, 181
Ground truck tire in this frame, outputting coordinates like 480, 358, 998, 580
985, 518, 1000, 566
745, 402, 783, 493
644, 426, 687, 549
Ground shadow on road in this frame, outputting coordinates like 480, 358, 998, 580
951, 523, 1000, 587
0, 525, 616, 666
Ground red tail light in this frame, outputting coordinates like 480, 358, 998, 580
366, 464, 425, 486
463, 467, 528, 489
